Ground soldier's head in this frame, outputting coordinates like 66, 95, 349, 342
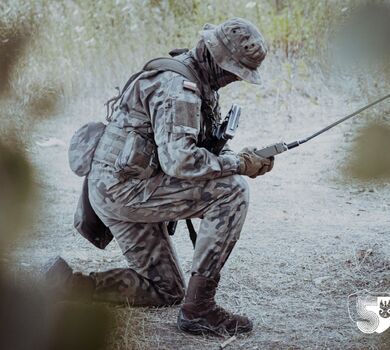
195, 17, 267, 90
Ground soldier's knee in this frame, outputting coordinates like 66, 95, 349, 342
229, 175, 250, 207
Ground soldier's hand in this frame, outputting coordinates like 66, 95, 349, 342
238, 147, 274, 178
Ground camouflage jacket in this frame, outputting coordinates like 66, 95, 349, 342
89, 53, 240, 205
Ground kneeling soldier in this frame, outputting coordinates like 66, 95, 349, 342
47, 17, 274, 336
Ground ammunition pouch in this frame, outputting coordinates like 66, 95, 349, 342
114, 130, 159, 180
68, 122, 106, 177
74, 178, 113, 249
93, 113, 159, 181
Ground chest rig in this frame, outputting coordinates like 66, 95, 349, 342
105, 51, 221, 148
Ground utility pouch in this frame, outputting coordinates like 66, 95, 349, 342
68, 122, 106, 177
74, 177, 113, 249
114, 130, 159, 180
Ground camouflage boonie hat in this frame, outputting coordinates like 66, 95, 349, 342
201, 17, 267, 84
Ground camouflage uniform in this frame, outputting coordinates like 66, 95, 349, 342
87, 57, 249, 305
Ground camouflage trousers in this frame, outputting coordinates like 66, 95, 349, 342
88, 174, 249, 306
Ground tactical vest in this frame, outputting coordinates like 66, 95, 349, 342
92, 52, 221, 181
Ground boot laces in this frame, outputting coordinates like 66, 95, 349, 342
210, 303, 235, 323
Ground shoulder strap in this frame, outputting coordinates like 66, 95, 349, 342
121, 57, 201, 103
112, 56, 201, 120
143, 57, 201, 88
119, 71, 144, 100
116, 57, 201, 117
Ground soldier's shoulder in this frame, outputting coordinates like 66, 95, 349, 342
155, 71, 201, 97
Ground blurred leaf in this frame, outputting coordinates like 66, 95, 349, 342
0, 20, 30, 96
345, 121, 390, 180
0, 136, 35, 244
48, 302, 112, 350
25, 83, 61, 119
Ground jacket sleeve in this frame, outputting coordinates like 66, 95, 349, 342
145, 74, 240, 180
220, 144, 236, 156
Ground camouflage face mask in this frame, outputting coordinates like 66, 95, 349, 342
210, 54, 240, 89
194, 39, 240, 90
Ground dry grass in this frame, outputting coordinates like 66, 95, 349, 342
104, 245, 390, 349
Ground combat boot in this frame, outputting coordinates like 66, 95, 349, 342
43, 256, 95, 302
177, 274, 253, 335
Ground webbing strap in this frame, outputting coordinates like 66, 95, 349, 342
120, 57, 200, 101
185, 219, 197, 248
120, 71, 143, 102
143, 57, 201, 87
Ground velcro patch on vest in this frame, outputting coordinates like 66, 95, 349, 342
183, 80, 199, 93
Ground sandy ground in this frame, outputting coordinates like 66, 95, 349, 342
9, 77, 390, 349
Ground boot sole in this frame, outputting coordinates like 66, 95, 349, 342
177, 309, 253, 336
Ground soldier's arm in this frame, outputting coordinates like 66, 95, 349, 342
147, 74, 240, 180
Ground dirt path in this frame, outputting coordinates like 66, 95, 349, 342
10, 84, 390, 349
